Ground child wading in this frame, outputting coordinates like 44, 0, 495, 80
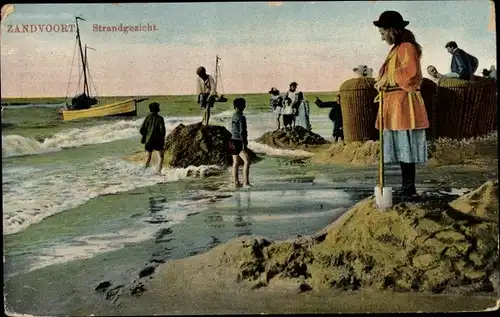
229, 98, 252, 188
140, 102, 166, 174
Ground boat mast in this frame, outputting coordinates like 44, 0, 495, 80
214, 55, 220, 94
84, 44, 88, 96
85, 45, 96, 97
75, 16, 89, 97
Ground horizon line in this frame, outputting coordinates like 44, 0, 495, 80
0, 90, 341, 100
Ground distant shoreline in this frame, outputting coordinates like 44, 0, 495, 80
0, 91, 338, 106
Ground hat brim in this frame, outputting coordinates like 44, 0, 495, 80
373, 20, 409, 28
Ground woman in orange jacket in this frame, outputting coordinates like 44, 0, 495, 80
373, 11, 430, 200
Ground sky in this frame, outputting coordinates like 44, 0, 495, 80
0, 1, 496, 97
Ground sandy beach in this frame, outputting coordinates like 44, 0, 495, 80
3, 112, 499, 315
88, 181, 499, 315
3, 2, 498, 315
5, 170, 498, 315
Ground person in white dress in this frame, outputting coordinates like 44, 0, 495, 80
284, 82, 311, 130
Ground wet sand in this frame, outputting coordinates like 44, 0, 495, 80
84, 268, 498, 315
4, 158, 499, 315
3, 184, 369, 316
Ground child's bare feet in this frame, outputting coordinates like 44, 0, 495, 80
242, 183, 253, 188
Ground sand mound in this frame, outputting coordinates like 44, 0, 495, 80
449, 181, 498, 221
256, 126, 329, 150
310, 141, 379, 165
126, 123, 261, 168
311, 131, 498, 166
160, 181, 499, 295
427, 132, 498, 166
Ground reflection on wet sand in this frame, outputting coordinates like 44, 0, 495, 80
146, 196, 170, 224
234, 191, 252, 237
204, 211, 224, 228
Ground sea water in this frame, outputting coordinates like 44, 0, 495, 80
3, 108, 348, 276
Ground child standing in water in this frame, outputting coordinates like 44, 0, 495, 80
229, 98, 251, 188
140, 102, 166, 175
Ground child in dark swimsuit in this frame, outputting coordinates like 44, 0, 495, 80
140, 102, 166, 174
229, 98, 251, 188
281, 97, 294, 130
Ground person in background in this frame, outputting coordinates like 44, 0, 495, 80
373, 10, 429, 200
268, 87, 283, 130
426, 65, 442, 83
482, 65, 497, 79
229, 98, 252, 188
353, 65, 374, 78
482, 68, 492, 78
285, 82, 303, 118
427, 65, 459, 83
444, 41, 479, 80
140, 102, 166, 175
281, 97, 295, 130
296, 98, 312, 131
196, 66, 216, 125
328, 94, 344, 143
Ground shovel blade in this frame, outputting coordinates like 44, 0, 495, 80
374, 186, 393, 211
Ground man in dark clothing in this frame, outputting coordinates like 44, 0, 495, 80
328, 94, 344, 143
140, 102, 166, 174
445, 41, 479, 80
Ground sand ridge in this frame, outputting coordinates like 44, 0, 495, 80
255, 126, 329, 151
147, 181, 498, 296
309, 131, 498, 166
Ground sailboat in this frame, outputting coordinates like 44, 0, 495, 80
61, 16, 148, 121
213, 55, 227, 103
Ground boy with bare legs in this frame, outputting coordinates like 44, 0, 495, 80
140, 102, 166, 175
229, 98, 252, 188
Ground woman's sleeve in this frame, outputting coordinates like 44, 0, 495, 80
394, 42, 421, 92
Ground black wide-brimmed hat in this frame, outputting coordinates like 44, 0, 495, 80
373, 11, 409, 29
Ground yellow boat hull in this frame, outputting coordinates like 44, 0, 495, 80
61, 99, 137, 121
